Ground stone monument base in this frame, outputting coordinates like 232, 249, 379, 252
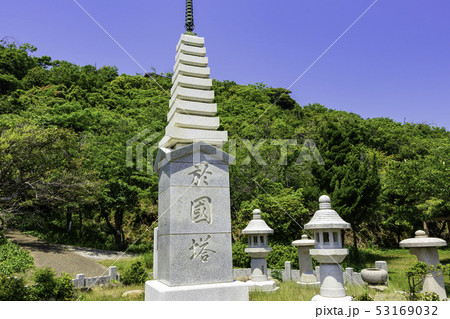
312, 295, 353, 301
247, 280, 279, 292
145, 280, 249, 301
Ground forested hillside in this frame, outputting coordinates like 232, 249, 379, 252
1, 40, 449, 254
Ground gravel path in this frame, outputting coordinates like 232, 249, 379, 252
5, 230, 136, 277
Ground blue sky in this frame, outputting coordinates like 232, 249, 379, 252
2, 0, 449, 129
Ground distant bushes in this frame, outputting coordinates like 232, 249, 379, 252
266, 244, 299, 270
0, 268, 74, 301
232, 240, 251, 268
0, 236, 34, 276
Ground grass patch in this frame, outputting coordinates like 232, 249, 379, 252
85, 248, 450, 301
76, 284, 145, 301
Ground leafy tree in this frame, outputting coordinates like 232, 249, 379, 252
331, 147, 381, 253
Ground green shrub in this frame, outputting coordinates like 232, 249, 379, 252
270, 269, 283, 282
266, 244, 299, 269
232, 240, 251, 268
0, 231, 7, 245
406, 261, 444, 301
141, 252, 153, 270
0, 240, 34, 275
120, 261, 148, 285
55, 273, 75, 301
0, 275, 30, 301
30, 268, 57, 300
353, 290, 374, 301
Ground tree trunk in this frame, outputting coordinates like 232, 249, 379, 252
352, 229, 359, 262
101, 208, 126, 250
78, 210, 83, 239
66, 209, 72, 232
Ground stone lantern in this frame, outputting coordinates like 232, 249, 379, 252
400, 230, 447, 300
304, 195, 352, 301
242, 209, 278, 292
292, 235, 319, 286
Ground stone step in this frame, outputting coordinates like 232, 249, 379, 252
175, 53, 208, 68
168, 113, 220, 130
169, 87, 214, 108
176, 34, 205, 51
159, 127, 227, 148
167, 101, 217, 122
173, 64, 210, 80
171, 75, 212, 95
177, 43, 207, 57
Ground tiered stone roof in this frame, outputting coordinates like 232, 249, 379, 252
159, 34, 227, 149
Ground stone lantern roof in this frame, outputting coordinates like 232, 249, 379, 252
292, 235, 315, 247
304, 195, 351, 230
242, 209, 274, 235
400, 230, 447, 248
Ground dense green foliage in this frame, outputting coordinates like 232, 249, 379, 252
120, 261, 148, 285
0, 236, 34, 275
29, 268, 74, 301
0, 40, 449, 263
0, 275, 29, 301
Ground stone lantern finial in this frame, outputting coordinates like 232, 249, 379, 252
319, 195, 331, 209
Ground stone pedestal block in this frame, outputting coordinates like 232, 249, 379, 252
145, 280, 249, 301
146, 143, 248, 300
319, 264, 347, 298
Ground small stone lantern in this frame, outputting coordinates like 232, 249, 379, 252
400, 230, 447, 300
292, 235, 319, 286
304, 195, 352, 301
242, 209, 278, 292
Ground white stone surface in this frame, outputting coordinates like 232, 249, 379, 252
171, 75, 212, 94
310, 249, 349, 264
153, 227, 158, 280
400, 230, 447, 248
360, 268, 388, 285
177, 43, 206, 57
170, 87, 214, 106
173, 64, 211, 80
375, 261, 389, 285
167, 101, 217, 122
312, 295, 353, 301
160, 126, 227, 148
160, 32, 228, 149
168, 113, 219, 130
146, 143, 247, 300
318, 264, 347, 298
157, 232, 233, 286
176, 34, 205, 50
157, 186, 232, 235
175, 53, 208, 68
247, 280, 279, 292
145, 280, 249, 301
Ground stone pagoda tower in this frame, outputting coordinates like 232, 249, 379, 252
145, 1, 248, 301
